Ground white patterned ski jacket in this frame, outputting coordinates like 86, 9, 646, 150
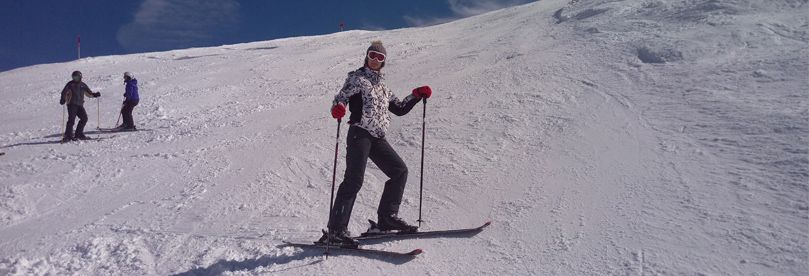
333, 67, 420, 138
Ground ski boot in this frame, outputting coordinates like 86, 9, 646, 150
315, 228, 359, 248
116, 124, 137, 131
373, 215, 419, 233
74, 134, 91, 140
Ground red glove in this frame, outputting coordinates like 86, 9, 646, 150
412, 86, 432, 99
331, 102, 346, 119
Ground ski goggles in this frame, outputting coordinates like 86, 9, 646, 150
367, 51, 386, 62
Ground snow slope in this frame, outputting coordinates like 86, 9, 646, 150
0, 0, 807, 275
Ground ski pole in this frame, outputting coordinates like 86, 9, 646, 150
61, 105, 66, 140
62, 90, 72, 140
326, 118, 342, 257
115, 106, 122, 129
417, 98, 427, 228
96, 96, 100, 130
115, 112, 122, 128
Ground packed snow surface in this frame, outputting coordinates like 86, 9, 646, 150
0, 0, 807, 275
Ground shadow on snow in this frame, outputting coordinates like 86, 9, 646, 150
171, 245, 415, 275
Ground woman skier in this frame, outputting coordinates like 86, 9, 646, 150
320, 41, 433, 247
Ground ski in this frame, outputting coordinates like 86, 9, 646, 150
279, 241, 423, 258
97, 127, 145, 133
59, 136, 115, 144
355, 221, 491, 241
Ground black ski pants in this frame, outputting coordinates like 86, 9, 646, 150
328, 126, 409, 231
64, 104, 88, 138
121, 100, 139, 128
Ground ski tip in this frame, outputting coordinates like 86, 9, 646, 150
481, 221, 492, 228
408, 249, 424, 256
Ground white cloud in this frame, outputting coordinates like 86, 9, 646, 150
117, 0, 239, 52
405, 0, 535, 27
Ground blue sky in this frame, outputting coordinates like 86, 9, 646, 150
0, 0, 533, 73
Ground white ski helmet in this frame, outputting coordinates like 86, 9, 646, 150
124, 72, 134, 80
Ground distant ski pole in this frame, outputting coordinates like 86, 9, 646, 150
115, 105, 122, 129
96, 96, 100, 130
61, 105, 66, 140
62, 91, 71, 140
326, 118, 342, 257
417, 98, 427, 228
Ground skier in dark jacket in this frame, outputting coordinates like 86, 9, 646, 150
60, 71, 101, 142
320, 41, 433, 247
117, 72, 139, 130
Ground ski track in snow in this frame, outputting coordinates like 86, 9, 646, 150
0, 0, 807, 275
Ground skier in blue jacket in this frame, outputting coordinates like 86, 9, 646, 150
118, 72, 139, 130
